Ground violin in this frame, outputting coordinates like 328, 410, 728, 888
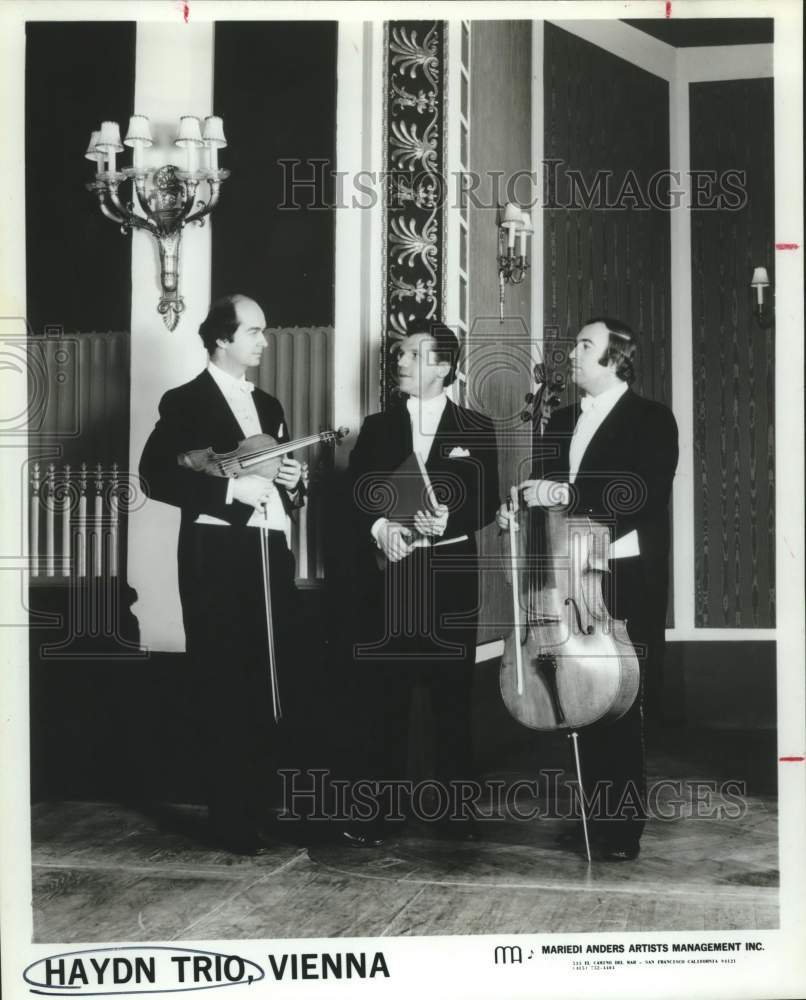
177, 427, 349, 480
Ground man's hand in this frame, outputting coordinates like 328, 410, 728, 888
496, 503, 519, 532
413, 504, 449, 538
231, 475, 277, 509
377, 522, 414, 563
519, 479, 571, 509
274, 457, 302, 492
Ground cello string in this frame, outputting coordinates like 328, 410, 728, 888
507, 489, 524, 695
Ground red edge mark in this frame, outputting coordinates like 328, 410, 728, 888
775, 242, 800, 250
779, 756, 805, 762
183, 2, 189, 23
665, 1, 672, 18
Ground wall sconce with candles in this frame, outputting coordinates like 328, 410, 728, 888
750, 266, 773, 330
497, 202, 532, 323
85, 115, 229, 331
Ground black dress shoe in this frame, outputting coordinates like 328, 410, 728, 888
340, 827, 385, 848
599, 842, 641, 862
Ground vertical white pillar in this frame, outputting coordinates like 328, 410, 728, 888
0, 8, 33, 952
333, 21, 384, 462
128, 23, 213, 651
669, 50, 695, 636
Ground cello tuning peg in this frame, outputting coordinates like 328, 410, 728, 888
524, 392, 534, 404
521, 411, 532, 423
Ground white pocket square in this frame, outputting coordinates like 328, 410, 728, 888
448, 446, 470, 458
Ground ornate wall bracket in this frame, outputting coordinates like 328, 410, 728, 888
87, 163, 228, 331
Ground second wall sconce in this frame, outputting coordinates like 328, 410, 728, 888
498, 202, 532, 323
750, 266, 773, 330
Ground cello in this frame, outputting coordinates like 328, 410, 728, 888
499, 362, 640, 860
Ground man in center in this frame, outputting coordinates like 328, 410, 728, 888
345, 324, 500, 844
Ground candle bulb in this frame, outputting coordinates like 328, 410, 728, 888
502, 202, 522, 253
85, 131, 104, 174
750, 266, 769, 307
176, 115, 203, 176
124, 115, 153, 173
519, 212, 533, 259
96, 121, 123, 175
202, 115, 227, 175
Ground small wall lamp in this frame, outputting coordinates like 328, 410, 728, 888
498, 202, 532, 323
750, 266, 773, 330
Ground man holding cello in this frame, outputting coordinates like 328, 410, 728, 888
139, 294, 304, 855
499, 317, 678, 861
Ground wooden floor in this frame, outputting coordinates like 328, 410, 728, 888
31, 728, 779, 940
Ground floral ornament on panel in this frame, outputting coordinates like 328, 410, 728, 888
389, 25, 440, 85
382, 21, 447, 406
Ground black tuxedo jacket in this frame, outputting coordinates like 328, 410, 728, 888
536, 387, 678, 582
139, 370, 304, 611
348, 396, 500, 557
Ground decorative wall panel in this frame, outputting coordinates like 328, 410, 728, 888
690, 79, 775, 628
382, 21, 448, 406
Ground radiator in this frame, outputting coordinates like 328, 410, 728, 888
254, 326, 333, 582
29, 461, 122, 583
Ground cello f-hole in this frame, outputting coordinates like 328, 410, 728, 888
564, 596, 594, 636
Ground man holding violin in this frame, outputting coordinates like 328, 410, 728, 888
498, 317, 678, 862
139, 294, 304, 855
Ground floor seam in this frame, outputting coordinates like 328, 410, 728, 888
32, 853, 309, 881
168, 849, 310, 941
377, 884, 428, 937
311, 862, 778, 902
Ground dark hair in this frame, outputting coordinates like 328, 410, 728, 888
586, 316, 637, 385
404, 322, 460, 387
198, 294, 248, 355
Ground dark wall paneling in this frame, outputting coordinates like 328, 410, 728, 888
543, 23, 673, 625
665, 641, 776, 731
543, 23, 672, 408
468, 21, 532, 644
25, 22, 135, 338
690, 79, 775, 628
623, 19, 774, 48
211, 22, 337, 328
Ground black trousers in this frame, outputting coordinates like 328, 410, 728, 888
576, 556, 664, 847
184, 525, 297, 841
349, 541, 479, 825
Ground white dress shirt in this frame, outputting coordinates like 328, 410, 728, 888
195, 362, 288, 532
569, 380, 638, 559
371, 391, 465, 548
407, 392, 447, 462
